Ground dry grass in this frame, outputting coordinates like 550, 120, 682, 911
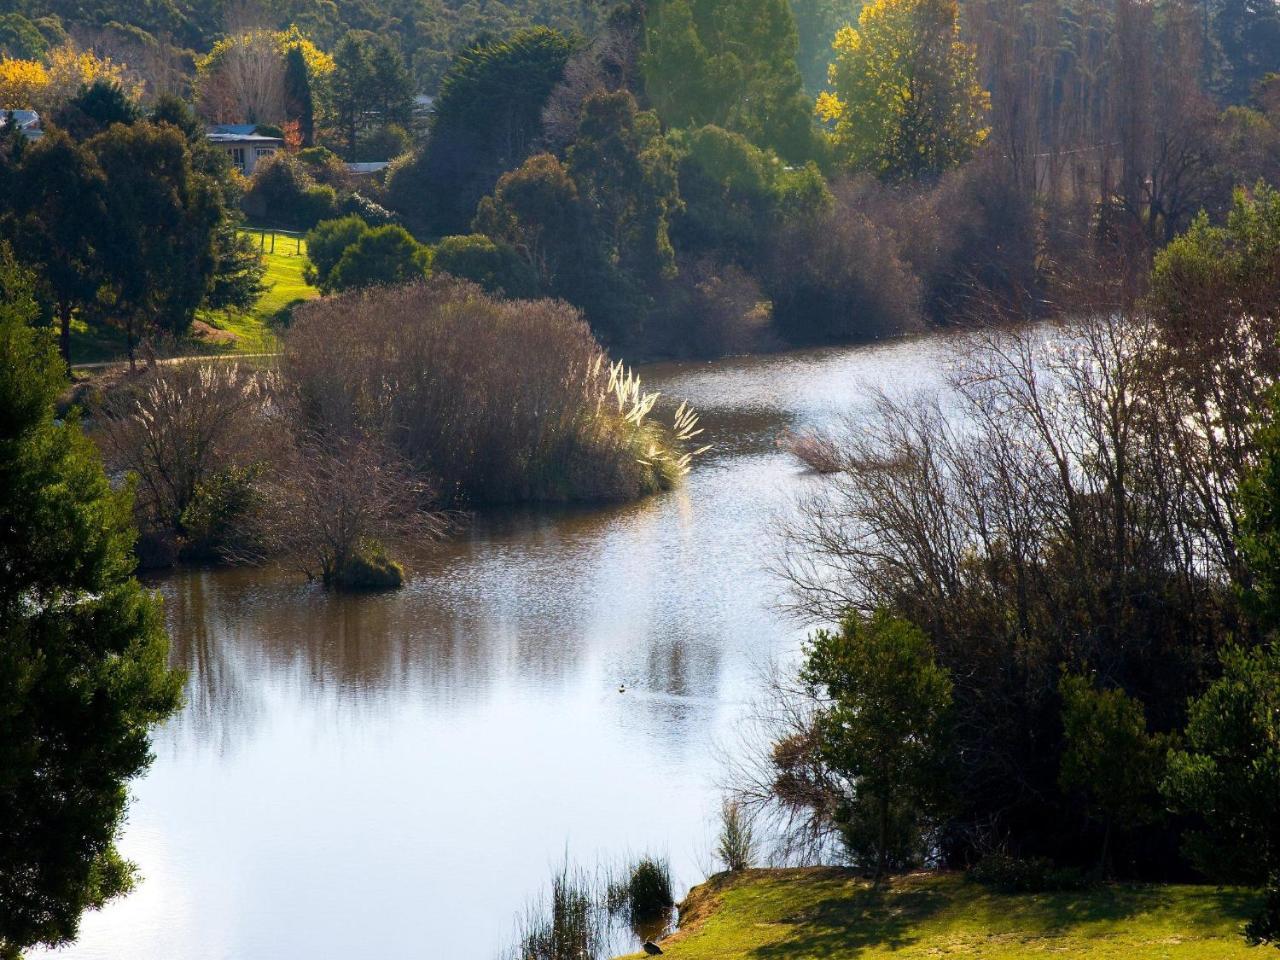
283, 279, 707, 505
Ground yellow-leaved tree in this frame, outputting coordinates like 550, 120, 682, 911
195, 26, 334, 125
817, 0, 989, 180
0, 57, 48, 108
44, 44, 143, 105
0, 45, 141, 111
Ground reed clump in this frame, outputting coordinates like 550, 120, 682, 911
284, 279, 708, 505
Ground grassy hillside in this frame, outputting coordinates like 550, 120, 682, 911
622, 869, 1262, 960
197, 231, 316, 354
68, 230, 316, 366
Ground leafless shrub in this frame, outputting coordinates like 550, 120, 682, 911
765, 182, 922, 342
254, 429, 445, 586
778, 428, 842, 474
720, 661, 843, 866
761, 296, 1276, 859
651, 259, 775, 358
95, 361, 273, 546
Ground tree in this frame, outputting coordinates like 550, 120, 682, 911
8, 131, 107, 368
88, 122, 223, 361
818, 0, 989, 180
194, 28, 333, 127
51, 78, 141, 140
432, 233, 538, 298
304, 214, 373, 291
330, 32, 375, 155
283, 44, 314, 148
1058, 674, 1168, 876
385, 28, 577, 235
0, 249, 183, 958
473, 152, 584, 290
642, 0, 818, 161
367, 36, 414, 131
0, 13, 47, 60
150, 94, 266, 316
327, 224, 431, 292
800, 609, 953, 878
567, 90, 681, 285
1163, 645, 1280, 900
0, 57, 47, 108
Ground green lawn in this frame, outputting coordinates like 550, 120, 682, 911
198, 230, 317, 354
622, 869, 1263, 960
68, 229, 318, 367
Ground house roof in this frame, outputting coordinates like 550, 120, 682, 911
207, 131, 284, 146
346, 161, 391, 174
209, 123, 258, 135
1, 109, 43, 140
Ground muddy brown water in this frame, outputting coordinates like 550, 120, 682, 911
44, 335, 956, 960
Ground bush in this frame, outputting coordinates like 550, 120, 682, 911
764, 188, 921, 343
1246, 882, 1280, 946
338, 191, 397, 226
329, 538, 405, 590
241, 154, 339, 229
717, 800, 757, 872
968, 854, 1094, 893
95, 362, 272, 558
353, 122, 412, 162
179, 464, 264, 562
304, 215, 372, 289
326, 225, 431, 292
283, 279, 707, 505
432, 233, 538, 298
627, 857, 674, 925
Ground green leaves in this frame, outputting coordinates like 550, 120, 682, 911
0, 248, 183, 956
820, 0, 989, 180
800, 608, 954, 875
1162, 644, 1280, 886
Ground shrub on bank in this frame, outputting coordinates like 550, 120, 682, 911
283, 279, 706, 505
328, 538, 405, 590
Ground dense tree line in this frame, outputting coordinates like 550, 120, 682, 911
0, 85, 259, 366
741, 188, 1280, 942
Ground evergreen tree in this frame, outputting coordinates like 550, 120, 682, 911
801, 609, 954, 878
0, 249, 183, 958
283, 43, 314, 148
642, 0, 818, 161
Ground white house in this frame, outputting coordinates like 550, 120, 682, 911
207, 124, 283, 175
1, 109, 43, 141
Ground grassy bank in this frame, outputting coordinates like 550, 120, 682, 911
620, 869, 1262, 960
69, 230, 317, 366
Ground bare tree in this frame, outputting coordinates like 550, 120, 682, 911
258, 429, 445, 586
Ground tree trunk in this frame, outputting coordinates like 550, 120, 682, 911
58, 301, 72, 375
876, 793, 889, 882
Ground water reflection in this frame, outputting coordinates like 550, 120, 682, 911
45, 335, 955, 960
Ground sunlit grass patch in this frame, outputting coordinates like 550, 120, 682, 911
616, 869, 1262, 960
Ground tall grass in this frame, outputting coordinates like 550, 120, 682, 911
505, 854, 677, 960
284, 279, 708, 505
512, 864, 605, 960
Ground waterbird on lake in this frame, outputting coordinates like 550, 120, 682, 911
642, 942, 663, 955
618, 682, 627, 693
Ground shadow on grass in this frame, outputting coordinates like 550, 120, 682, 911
745, 874, 1261, 959
1001, 883, 1261, 936
751, 877, 949, 959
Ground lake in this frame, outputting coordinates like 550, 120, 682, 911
45, 334, 955, 960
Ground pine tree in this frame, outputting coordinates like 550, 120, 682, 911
0, 248, 183, 958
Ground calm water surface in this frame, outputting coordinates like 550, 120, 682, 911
47, 335, 956, 960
